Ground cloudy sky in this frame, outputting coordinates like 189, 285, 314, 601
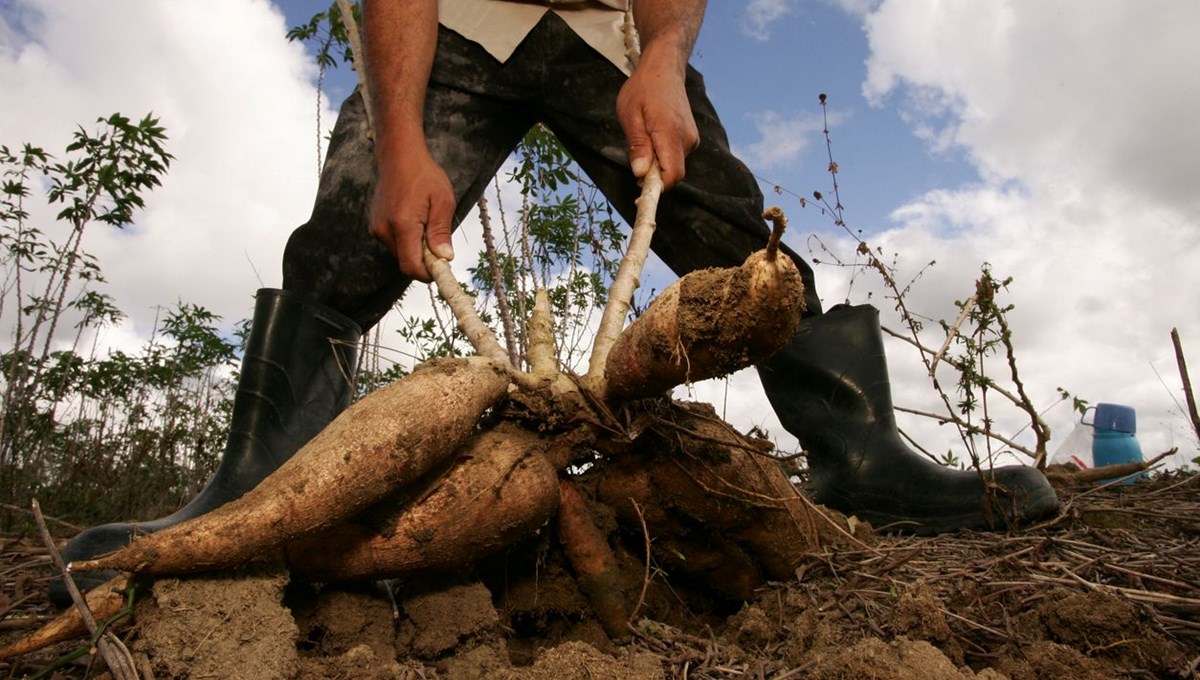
2, 0, 1197, 469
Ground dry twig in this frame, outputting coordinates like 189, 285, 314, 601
32, 499, 138, 680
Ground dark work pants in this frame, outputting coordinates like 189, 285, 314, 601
283, 12, 822, 332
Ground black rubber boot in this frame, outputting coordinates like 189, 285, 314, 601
51, 289, 361, 605
758, 304, 1059, 534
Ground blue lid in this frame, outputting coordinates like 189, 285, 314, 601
1092, 402, 1137, 433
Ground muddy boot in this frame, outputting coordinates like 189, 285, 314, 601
758, 304, 1059, 534
50, 289, 360, 605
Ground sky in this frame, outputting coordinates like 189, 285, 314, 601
1, 0, 1197, 470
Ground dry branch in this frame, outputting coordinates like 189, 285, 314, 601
1045, 449, 1174, 486
1172, 327, 1200, 441
335, 0, 371, 131
32, 500, 136, 679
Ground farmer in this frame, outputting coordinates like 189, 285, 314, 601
56, 0, 1058, 599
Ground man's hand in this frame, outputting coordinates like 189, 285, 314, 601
369, 149, 456, 282
621, 0, 706, 187
617, 53, 699, 188
363, 0, 448, 281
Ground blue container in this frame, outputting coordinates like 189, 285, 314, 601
1086, 403, 1145, 483
1092, 403, 1137, 433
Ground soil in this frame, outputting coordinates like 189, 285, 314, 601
2, 469, 1197, 679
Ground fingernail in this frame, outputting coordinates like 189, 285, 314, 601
631, 156, 648, 176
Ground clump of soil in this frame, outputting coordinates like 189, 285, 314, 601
395, 580, 509, 679
133, 565, 298, 680
804, 637, 995, 680
292, 585, 397, 662
492, 640, 662, 680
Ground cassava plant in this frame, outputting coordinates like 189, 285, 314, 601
0, 116, 245, 530
42, 6, 832, 653
8, 10, 865, 659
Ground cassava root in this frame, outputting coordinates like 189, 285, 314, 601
0, 575, 129, 660
603, 214, 805, 400
286, 421, 561, 581
70, 356, 510, 575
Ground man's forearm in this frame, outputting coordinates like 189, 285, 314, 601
362, 0, 440, 153
363, 0, 457, 281
631, 0, 707, 71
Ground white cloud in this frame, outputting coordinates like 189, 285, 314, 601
741, 0, 798, 40
735, 109, 826, 171
0, 0, 334, 337
829, 0, 883, 17
861, 0, 1200, 213
842, 0, 1200, 465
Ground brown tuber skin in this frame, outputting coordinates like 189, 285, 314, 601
557, 480, 629, 641
70, 356, 511, 576
603, 236, 804, 401
0, 575, 129, 660
286, 421, 561, 581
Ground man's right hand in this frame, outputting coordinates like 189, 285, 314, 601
362, 0, 449, 282
369, 149, 456, 283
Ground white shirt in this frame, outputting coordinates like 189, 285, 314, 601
438, 0, 635, 75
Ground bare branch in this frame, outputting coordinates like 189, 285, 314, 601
478, 195, 520, 366
334, 0, 372, 131
930, 295, 976, 378
34, 499, 138, 680
1172, 328, 1200, 442
586, 162, 663, 392
893, 404, 1038, 460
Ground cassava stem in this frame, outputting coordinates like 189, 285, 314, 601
424, 246, 512, 366
586, 161, 664, 393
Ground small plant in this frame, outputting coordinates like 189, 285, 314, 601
786, 94, 1063, 470
1056, 387, 1090, 417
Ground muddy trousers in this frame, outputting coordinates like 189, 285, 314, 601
281, 14, 820, 332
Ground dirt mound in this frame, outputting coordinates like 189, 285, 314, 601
2, 471, 1197, 679
133, 566, 298, 680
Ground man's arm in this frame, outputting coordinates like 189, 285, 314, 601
363, 0, 456, 282
618, 0, 707, 187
